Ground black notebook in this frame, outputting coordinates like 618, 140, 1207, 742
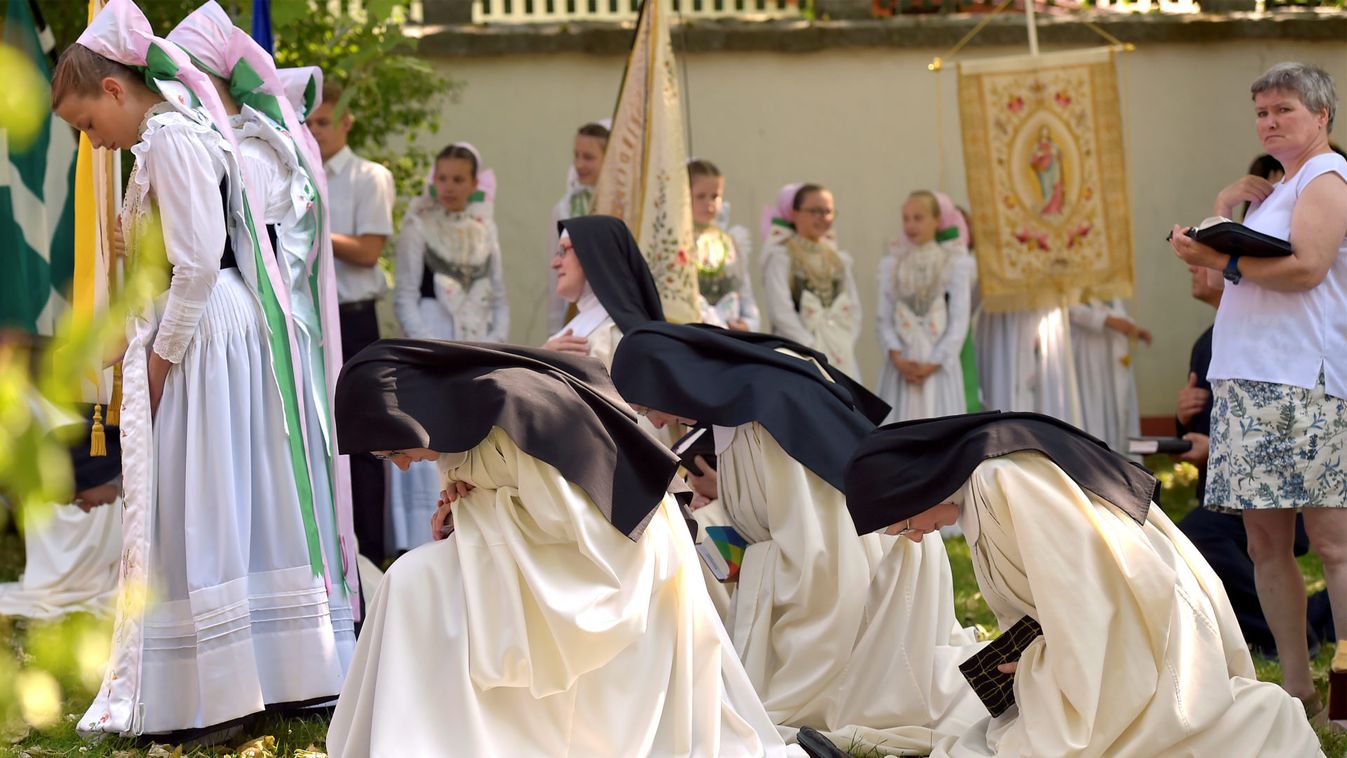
1128, 437, 1194, 455
1170, 217, 1292, 258
673, 426, 718, 477
958, 615, 1044, 717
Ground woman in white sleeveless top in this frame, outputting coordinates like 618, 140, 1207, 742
1170, 61, 1347, 721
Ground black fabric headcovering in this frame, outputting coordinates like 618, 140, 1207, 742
334, 339, 680, 540
843, 411, 1159, 535
609, 322, 889, 492
558, 215, 664, 332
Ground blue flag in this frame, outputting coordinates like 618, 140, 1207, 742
251, 0, 274, 54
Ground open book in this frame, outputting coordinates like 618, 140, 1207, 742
1170, 216, 1292, 258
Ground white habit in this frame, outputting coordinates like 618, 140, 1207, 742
934, 452, 1322, 757
0, 501, 122, 619
975, 310, 1037, 414
1068, 299, 1140, 454
327, 428, 801, 757
717, 422, 988, 755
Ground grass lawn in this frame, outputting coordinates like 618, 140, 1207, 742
4, 458, 1346, 756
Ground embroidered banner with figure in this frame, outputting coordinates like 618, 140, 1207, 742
959, 48, 1134, 313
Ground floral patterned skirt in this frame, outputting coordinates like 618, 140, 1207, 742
1206, 373, 1347, 511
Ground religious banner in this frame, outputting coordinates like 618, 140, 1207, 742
591, 0, 700, 324
959, 47, 1134, 313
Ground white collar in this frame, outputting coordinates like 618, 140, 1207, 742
953, 480, 979, 547
553, 287, 609, 339
712, 425, 737, 454
325, 144, 355, 175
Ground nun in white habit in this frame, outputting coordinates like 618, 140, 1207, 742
542, 215, 664, 370
611, 323, 988, 756
327, 340, 799, 757
845, 412, 1323, 758
1067, 299, 1148, 455
0, 410, 122, 619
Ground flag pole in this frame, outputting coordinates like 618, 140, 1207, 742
1025, 0, 1039, 57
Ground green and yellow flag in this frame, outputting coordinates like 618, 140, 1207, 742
1, 0, 78, 336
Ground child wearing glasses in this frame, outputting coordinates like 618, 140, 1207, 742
876, 190, 975, 423
760, 183, 861, 377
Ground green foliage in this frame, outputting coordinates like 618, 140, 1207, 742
269, 5, 458, 201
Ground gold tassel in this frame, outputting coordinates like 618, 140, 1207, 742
90, 404, 107, 457
106, 363, 122, 426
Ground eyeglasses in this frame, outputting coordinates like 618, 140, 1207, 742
554, 243, 574, 259
798, 207, 835, 219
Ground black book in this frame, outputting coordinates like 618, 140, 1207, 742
958, 615, 1044, 717
673, 426, 717, 477
1128, 436, 1194, 456
1170, 216, 1292, 258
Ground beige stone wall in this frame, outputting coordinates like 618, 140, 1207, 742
405, 38, 1347, 416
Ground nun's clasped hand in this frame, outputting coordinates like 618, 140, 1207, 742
431, 480, 474, 541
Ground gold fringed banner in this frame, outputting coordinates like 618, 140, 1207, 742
591, 0, 700, 324
959, 47, 1134, 313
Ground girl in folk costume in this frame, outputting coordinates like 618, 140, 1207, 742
327, 340, 801, 757
611, 324, 989, 756
393, 143, 507, 343
52, 0, 347, 737
168, 0, 359, 672
389, 142, 507, 551
876, 190, 975, 424
846, 412, 1323, 757
760, 183, 862, 377
542, 215, 664, 370
688, 159, 760, 330
1067, 299, 1151, 454
545, 120, 610, 334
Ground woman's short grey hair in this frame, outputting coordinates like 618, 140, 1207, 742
1251, 62, 1337, 133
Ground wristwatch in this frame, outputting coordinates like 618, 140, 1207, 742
1223, 254, 1242, 285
